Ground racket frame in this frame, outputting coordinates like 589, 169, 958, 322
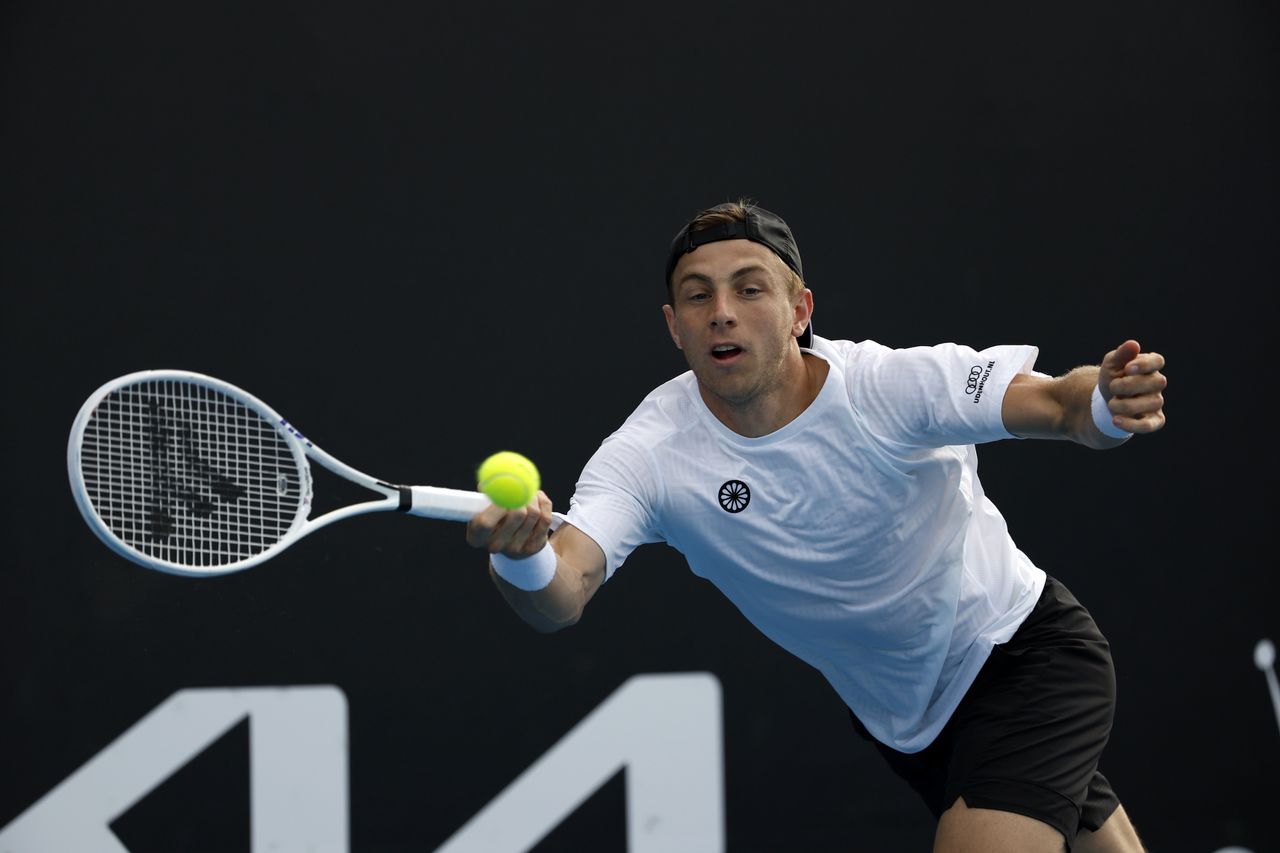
68, 369, 491, 577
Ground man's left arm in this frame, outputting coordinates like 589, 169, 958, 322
1001, 339, 1167, 448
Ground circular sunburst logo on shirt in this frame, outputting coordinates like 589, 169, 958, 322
718, 480, 751, 513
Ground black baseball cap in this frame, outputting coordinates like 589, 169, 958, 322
665, 203, 813, 348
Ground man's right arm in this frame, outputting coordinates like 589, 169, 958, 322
466, 492, 607, 633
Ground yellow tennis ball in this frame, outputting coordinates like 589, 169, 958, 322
477, 451, 541, 510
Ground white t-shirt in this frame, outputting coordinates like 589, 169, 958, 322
565, 335, 1047, 753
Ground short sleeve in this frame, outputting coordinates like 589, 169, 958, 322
848, 342, 1040, 448
565, 435, 665, 582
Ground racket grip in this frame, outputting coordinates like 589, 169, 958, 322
405, 486, 492, 521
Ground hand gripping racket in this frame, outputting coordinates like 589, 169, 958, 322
67, 369, 492, 577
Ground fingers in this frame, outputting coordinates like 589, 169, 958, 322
1107, 389, 1165, 417
1101, 340, 1142, 375
465, 503, 507, 548
465, 490, 553, 558
1096, 340, 1167, 435
1122, 350, 1165, 376
1111, 407, 1167, 434
1105, 366, 1167, 436
1106, 358, 1167, 396
1099, 343, 1166, 396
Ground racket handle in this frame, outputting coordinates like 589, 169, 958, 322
405, 486, 492, 521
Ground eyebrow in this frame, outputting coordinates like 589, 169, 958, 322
676, 263, 772, 290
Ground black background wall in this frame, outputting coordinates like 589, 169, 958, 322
2, 2, 1277, 851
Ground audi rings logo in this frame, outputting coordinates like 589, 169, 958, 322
718, 480, 751, 513
964, 365, 983, 395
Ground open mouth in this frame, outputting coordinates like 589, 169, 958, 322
710, 345, 743, 363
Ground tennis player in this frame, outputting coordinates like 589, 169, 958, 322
467, 201, 1165, 852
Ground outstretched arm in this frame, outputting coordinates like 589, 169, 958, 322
466, 492, 607, 633
1002, 339, 1167, 448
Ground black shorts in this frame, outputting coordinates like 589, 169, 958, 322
850, 575, 1121, 845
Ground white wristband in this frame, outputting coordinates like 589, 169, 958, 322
491, 542, 557, 591
1091, 386, 1132, 440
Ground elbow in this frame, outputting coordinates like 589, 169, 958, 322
530, 612, 581, 634
516, 590, 586, 634
527, 600, 585, 633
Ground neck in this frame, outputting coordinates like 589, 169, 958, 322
700, 351, 829, 438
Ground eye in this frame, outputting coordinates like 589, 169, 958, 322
741, 286, 762, 296
687, 292, 711, 302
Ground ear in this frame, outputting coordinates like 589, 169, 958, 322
792, 289, 814, 338
662, 304, 683, 350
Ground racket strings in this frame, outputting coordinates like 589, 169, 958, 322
80, 379, 305, 567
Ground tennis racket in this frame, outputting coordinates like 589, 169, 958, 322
67, 369, 493, 577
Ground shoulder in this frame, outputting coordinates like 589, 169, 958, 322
823, 337, 1036, 388
809, 336, 894, 369
607, 371, 701, 446
807, 336, 897, 393
578, 372, 702, 482
812, 336, 1039, 445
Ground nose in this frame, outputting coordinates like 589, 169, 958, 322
709, 290, 736, 329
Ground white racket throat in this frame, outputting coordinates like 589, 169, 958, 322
67, 369, 491, 577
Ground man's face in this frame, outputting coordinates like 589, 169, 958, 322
663, 239, 812, 410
